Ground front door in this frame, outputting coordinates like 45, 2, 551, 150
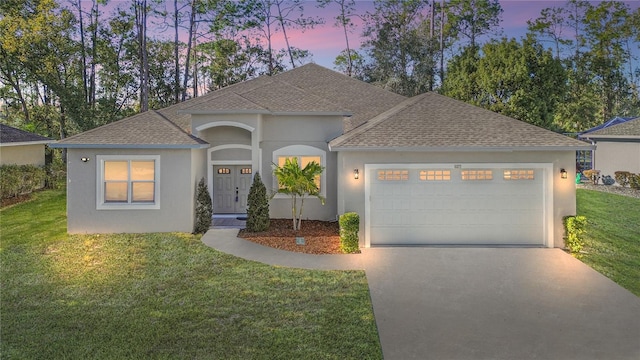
213, 165, 253, 213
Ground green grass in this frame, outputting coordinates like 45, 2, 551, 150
576, 189, 640, 296
1, 191, 382, 359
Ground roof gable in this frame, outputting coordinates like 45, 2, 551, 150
0, 124, 51, 145
51, 110, 208, 148
580, 117, 640, 138
330, 92, 592, 151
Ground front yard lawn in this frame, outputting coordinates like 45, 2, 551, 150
577, 189, 640, 296
0, 190, 382, 359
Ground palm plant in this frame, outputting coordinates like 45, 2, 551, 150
272, 158, 325, 230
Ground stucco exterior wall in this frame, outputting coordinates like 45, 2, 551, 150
337, 150, 577, 248
593, 141, 640, 177
66, 148, 201, 234
260, 115, 343, 221
0, 144, 46, 166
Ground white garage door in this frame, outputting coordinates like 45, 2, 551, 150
367, 164, 549, 246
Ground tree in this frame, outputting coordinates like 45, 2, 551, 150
446, 0, 503, 49
194, 177, 212, 234
272, 157, 324, 231
333, 48, 365, 79
444, 37, 566, 129
246, 172, 270, 232
318, 0, 357, 76
361, 0, 437, 95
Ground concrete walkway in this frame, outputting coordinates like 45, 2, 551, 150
202, 229, 640, 360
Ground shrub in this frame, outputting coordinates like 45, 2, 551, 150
45, 159, 67, 189
563, 215, 587, 255
246, 172, 270, 232
339, 212, 360, 254
630, 174, 640, 190
582, 169, 600, 185
614, 171, 631, 187
194, 177, 213, 234
601, 175, 615, 185
0, 164, 46, 199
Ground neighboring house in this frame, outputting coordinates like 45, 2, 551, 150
51, 64, 592, 248
579, 117, 640, 178
0, 124, 52, 166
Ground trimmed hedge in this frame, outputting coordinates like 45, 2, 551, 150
0, 164, 46, 199
563, 215, 587, 255
339, 212, 360, 254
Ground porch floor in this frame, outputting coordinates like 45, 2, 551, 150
212, 214, 246, 229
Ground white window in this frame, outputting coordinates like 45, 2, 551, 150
504, 169, 535, 180
419, 170, 451, 181
461, 169, 493, 181
97, 155, 160, 210
273, 145, 326, 197
377, 170, 409, 181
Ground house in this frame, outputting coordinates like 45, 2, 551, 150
579, 117, 640, 177
51, 64, 592, 248
0, 124, 52, 166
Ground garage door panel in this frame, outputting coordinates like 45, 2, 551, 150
369, 166, 546, 246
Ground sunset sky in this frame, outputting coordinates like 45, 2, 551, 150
98, 0, 639, 70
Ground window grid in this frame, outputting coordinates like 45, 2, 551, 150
503, 169, 535, 180
240, 168, 252, 174
104, 160, 156, 204
419, 170, 451, 181
377, 170, 409, 181
461, 169, 493, 181
217, 168, 231, 174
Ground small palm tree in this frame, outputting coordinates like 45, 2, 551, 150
273, 158, 325, 231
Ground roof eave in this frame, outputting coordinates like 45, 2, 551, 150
0, 140, 53, 146
49, 143, 210, 149
581, 135, 640, 141
329, 145, 596, 152
177, 109, 269, 115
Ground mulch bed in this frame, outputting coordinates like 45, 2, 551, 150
238, 218, 345, 254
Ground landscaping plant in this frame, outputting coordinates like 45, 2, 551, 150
246, 172, 270, 232
194, 177, 213, 234
0, 164, 46, 199
563, 215, 587, 255
272, 158, 324, 231
614, 171, 631, 187
582, 169, 600, 185
339, 212, 360, 253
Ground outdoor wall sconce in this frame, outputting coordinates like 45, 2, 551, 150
81, 157, 90, 163
353, 168, 359, 180
560, 168, 567, 179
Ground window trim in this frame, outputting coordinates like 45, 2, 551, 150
96, 155, 160, 210
272, 145, 326, 198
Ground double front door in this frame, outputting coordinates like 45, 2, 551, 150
213, 165, 252, 213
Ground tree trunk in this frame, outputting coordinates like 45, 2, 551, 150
89, 0, 99, 107
276, 0, 295, 69
77, 0, 89, 104
136, 0, 149, 112
173, 0, 180, 103
182, 0, 197, 101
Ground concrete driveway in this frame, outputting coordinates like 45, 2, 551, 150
362, 247, 640, 360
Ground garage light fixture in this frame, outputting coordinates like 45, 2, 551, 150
353, 169, 359, 180
560, 168, 567, 179
81, 157, 90, 163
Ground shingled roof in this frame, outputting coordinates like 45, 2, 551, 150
0, 124, 51, 145
580, 117, 640, 139
330, 92, 593, 151
51, 110, 208, 148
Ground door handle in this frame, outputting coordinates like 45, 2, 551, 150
235, 187, 239, 202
